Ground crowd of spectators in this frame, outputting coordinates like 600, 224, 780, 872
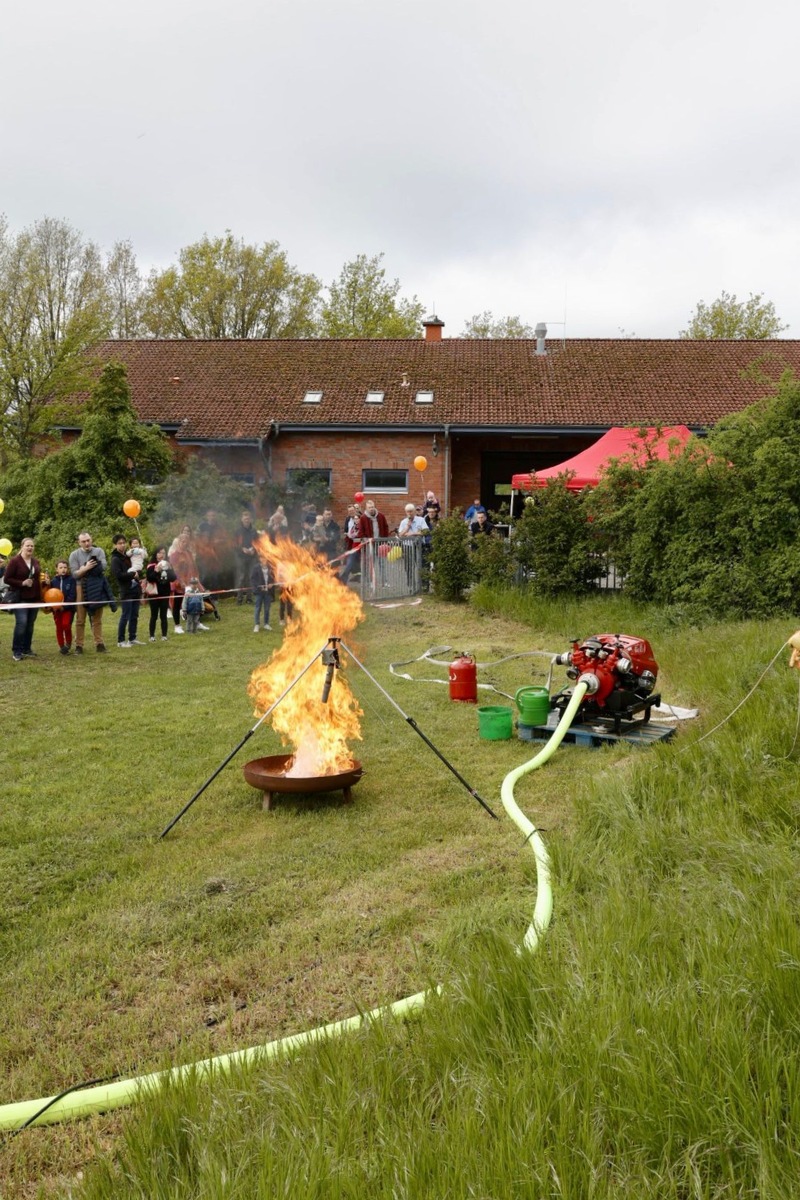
0, 489, 501, 661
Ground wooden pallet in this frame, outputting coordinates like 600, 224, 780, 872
517, 720, 676, 748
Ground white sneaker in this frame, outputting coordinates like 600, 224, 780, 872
117, 641, 131, 648
253, 625, 260, 633
174, 625, 185, 634
264, 624, 272, 631
279, 619, 285, 626
161, 635, 168, 641
150, 636, 156, 642
130, 639, 145, 645
198, 623, 209, 631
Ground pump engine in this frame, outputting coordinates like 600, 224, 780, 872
553, 633, 660, 733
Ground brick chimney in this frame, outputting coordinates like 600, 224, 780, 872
423, 314, 445, 343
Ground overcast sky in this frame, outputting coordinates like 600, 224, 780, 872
3, 0, 798, 338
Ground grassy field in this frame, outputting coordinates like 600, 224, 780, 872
2, 591, 799, 1197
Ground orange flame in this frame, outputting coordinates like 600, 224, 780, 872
247, 537, 364, 776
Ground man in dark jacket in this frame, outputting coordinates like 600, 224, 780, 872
69, 531, 111, 654
470, 511, 494, 539
234, 511, 257, 604
312, 509, 342, 563
110, 534, 143, 648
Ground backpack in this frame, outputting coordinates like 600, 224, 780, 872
185, 592, 203, 615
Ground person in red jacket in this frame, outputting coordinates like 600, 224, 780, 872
356, 499, 389, 541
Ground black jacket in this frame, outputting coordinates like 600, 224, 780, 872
146, 560, 176, 598
111, 549, 141, 601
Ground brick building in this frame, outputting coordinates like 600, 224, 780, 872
89, 324, 800, 522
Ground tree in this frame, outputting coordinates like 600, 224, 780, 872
154, 454, 254, 526
680, 291, 788, 340
106, 239, 145, 338
319, 253, 424, 338
141, 233, 320, 339
0, 215, 112, 462
0, 361, 173, 561
461, 311, 535, 338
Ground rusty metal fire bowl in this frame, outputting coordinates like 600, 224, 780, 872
243, 754, 364, 811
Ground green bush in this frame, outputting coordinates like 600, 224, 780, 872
470, 530, 514, 588
618, 375, 800, 616
431, 513, 473, 601
511, 478, 597, 596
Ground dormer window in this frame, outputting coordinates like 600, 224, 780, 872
303, 391, 323, 404
365, 391, 384, 405
415, 390, 434, 405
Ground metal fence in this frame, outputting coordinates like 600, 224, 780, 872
358, 538, 425, 602
352, 535, 622, 600
512, 552, 625, 593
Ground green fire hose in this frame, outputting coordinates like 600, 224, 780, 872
0, 687, 586, 1132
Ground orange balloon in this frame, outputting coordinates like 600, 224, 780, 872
123, 498, 141, 518
44, 587, 64, 606
413, 456, 428, 472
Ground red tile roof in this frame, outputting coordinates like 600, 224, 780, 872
92, 338, 800, 441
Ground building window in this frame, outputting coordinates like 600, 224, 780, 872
414, 390, 434, 404
365, 391, 384, 404
286, 467, 332, 492
227, 472, 255, 485
303, 391, 323, 404
362, 469, 408, 493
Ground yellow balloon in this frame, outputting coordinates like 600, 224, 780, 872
0, 537, 12, 556
0, 498, 4, 514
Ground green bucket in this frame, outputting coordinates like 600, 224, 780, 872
478, 705, 513, 741
515, 686, 550, 726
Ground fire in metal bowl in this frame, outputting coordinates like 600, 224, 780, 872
243, 753, 363, 810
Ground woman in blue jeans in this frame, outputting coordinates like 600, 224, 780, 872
4, 537, 46, 661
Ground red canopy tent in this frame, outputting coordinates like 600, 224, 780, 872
511, 425, 693, 495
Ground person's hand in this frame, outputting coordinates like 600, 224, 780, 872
22, 577, 33, 587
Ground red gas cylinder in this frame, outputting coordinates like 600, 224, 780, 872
449, 653, 478, 703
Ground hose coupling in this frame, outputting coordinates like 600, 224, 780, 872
577, 671, 600, 695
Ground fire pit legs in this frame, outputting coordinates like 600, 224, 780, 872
262, 782, 354, 811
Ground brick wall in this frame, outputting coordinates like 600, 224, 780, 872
190, 430, 584, 523
195, 432, 446, 527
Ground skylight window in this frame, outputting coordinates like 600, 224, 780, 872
303, 391, 323, 404
415, 390, 434, 405
365, 391, 385, 405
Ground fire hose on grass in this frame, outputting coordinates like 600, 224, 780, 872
0, 693, 584, 1133
4, 633, 794, 1132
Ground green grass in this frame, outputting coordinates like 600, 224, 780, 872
2, 592, 800, 1197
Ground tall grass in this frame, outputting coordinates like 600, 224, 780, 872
74, 593, 800, 1199
4, 592, 800, 1197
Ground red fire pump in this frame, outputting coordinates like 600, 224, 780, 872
553, 633, 660, 734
